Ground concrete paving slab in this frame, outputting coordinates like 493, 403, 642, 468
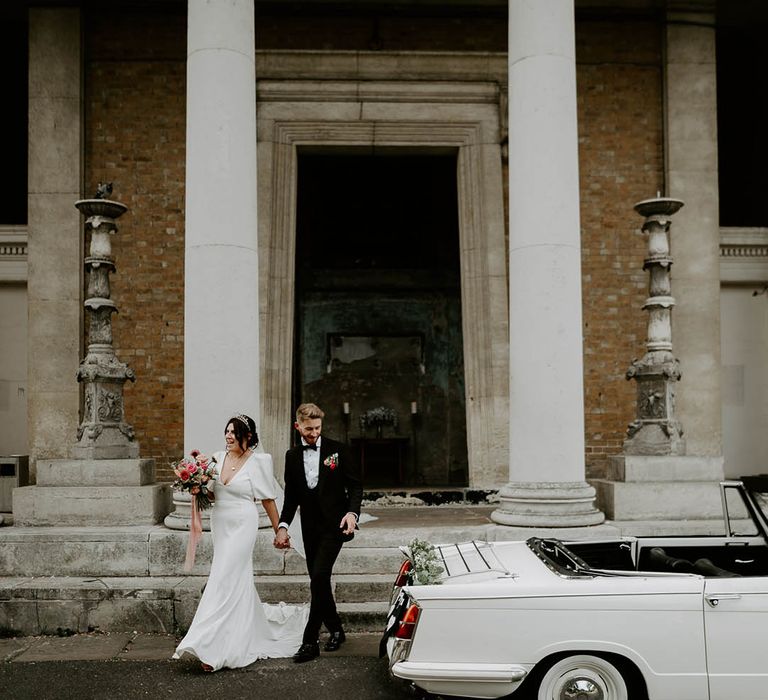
13, 632, 132, 662
362, 505, 495, 529
0, 637, 31, 661
4, 633, 383, 663
119, 634, 178, 661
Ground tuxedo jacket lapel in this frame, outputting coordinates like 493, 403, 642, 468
317, 441, 329, 492
292, 446, 309, 489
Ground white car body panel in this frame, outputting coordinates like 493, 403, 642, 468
386, 481, 768, 699
704, 576, 768, 700
402, 545, 709, 699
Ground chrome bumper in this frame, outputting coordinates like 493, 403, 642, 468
387, 637, 412, 669
390, 660, 529, 700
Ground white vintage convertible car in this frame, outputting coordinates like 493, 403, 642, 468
382, 478, 768, 700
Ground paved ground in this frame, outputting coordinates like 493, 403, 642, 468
0, 631, 381, 663
1, 633, 421, 700
363, 504, 495, 528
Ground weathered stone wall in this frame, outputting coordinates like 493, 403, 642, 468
83, 6, 662, 482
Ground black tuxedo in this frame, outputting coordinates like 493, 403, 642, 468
279, 436, 363, 644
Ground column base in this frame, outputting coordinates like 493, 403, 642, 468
163, 492, 212, 531
491, 481, 605, 527
163, 491, 272, 531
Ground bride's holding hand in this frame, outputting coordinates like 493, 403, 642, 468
173, 414, 308, 672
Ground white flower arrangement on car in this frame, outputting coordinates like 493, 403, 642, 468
409, 538, 444, 585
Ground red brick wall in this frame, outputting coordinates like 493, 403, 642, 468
83, 7, 663, 482
577, 20, 665, 477
85, 10, 187, 479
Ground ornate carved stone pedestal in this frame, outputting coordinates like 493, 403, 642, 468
623, 197, 685, 456
12, 192, 170, 526
73, 197, 138, 460
592, 197, 724, 523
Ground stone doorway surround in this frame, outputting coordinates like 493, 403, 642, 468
254, 51, 508, 488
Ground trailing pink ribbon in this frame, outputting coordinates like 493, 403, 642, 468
184, 495, 203, 572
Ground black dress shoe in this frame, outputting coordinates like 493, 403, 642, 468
293, 642, 320, 663
324, 630, 346, 652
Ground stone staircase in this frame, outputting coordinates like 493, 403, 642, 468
0, 505, 496, 637
1, 499, 733, 637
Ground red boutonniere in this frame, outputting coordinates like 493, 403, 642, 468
323, 453, 339, 470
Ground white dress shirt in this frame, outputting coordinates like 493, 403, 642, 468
301, 436, 321, 489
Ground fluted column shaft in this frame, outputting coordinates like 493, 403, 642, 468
493, 0, 603, 527
184, 0, 260, 454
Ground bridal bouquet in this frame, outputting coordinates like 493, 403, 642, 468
172, 449, 218, 512
409, 538, 444, 585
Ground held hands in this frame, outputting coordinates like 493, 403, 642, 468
273, 528, 291, 550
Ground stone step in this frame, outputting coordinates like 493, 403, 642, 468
0, 526, 414, 577
12, 484, 171, 527
606, 455, 725, 482
592, 478, 723, 521
0, 576, 390, 637
36, 459, 157, 487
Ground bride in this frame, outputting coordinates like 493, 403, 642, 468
173, 413, 308, 671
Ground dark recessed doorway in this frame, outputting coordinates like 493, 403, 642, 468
293, 151, 468, 488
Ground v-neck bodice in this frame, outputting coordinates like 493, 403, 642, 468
219, 451, 251, 487
211, 450, 277, 504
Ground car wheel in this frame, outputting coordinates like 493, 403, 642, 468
537, 654, 629, 700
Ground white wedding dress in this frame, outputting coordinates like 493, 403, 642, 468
173, 450, 308, 670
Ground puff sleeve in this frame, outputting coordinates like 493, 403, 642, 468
248, 453, 278, 501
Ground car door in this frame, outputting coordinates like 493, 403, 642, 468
703, 576, 768, 700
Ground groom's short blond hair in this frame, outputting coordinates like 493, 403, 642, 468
296, 403, 324, 422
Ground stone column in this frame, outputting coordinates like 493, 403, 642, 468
492, 0, 603, 527
664, 12, 722, 457
26, 8, 82, 480
184, 0, 260, 455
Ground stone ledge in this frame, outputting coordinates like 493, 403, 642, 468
607, 455, 724, 482
12, 484, 171, 526
592, 479, 723, 521
0, 525, 159, 542
36, 459, 156, 487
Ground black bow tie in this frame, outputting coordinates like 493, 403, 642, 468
303, 444, 318, 451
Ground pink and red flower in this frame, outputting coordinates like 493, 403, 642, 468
171, 449, 218, 512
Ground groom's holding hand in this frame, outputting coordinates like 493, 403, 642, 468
274, 402, 363, 663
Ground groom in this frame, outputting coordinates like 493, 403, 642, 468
274, 402, 363, 663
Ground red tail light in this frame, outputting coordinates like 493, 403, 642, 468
394, 604, 420, 640
394, 559, 413, 588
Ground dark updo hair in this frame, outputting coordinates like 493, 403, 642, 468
225, 414, 259, 450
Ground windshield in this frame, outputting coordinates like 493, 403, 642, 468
755, 491, 768, 517
527, 538, 593, 578
736, 476, 768, 538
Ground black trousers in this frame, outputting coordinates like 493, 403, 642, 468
302, 529, 344, 644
